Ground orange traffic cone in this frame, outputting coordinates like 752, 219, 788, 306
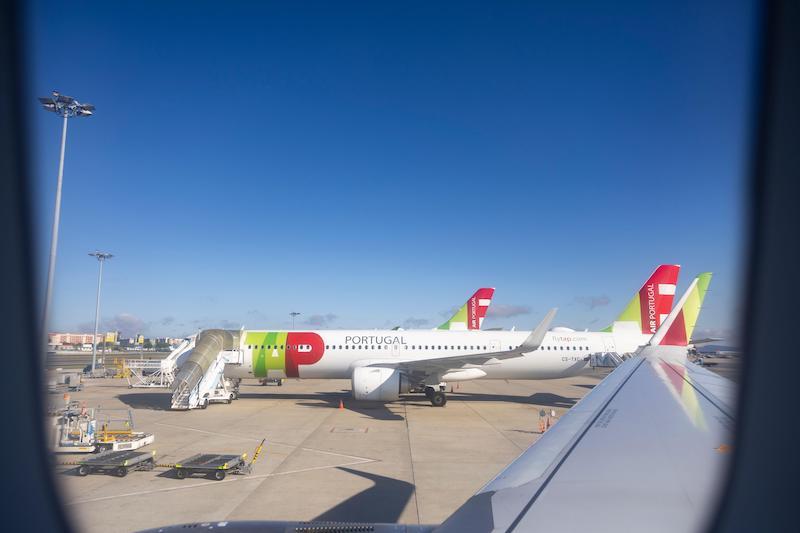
338, 399, 344, 410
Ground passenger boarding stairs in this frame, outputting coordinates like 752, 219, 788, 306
126, 338, 194, 389
589, 351, 625, 368
170, 330, 243, 410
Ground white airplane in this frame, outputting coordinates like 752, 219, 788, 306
154, 272, 729, 533
212, 265, 684, 406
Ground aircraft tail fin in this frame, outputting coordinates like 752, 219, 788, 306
438, 288, 495, 330
603, 264, 681, 334
650, 273, 713, 347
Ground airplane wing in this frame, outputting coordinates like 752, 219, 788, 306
435, 273, 732, 533
434, 349, 734, 532
369, 309, 557, 380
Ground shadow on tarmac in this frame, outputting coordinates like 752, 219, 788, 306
117, 388, 579, 415
118, 392, 173, 410
239, 390, 406, 421
312, 466, 415, 523
422, 391, 580, 408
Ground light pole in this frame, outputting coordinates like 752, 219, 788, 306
39, 91, 94, 352
290, 312, 301, 329
89, 252, 113, 373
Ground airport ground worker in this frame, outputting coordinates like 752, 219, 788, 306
539, 409, 547, 433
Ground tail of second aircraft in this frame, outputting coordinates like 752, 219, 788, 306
651, 272, 713, 346
438, 288, 495, 330
604, 264, 681, 335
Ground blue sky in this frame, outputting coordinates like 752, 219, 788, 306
26, 1, 757, 341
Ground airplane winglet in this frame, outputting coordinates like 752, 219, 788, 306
649, 273, 712, 347
520, 308, 557, 353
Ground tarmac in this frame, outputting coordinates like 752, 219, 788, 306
51, 370, 610, 532
51, 356, 737, 532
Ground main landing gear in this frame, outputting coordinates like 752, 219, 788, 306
424, 386, 447, 407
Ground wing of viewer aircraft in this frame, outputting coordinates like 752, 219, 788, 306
436, 273, 733, 533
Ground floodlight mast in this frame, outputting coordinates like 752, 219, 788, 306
89, 252, 113, 374
39, 91, 94, 360
290, 312, 301, 330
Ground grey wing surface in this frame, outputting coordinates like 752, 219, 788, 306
435, 347, 735, 533
372, 309, 557, 379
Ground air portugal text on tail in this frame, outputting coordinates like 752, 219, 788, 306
438, 288, 495, 330
604, 264, 680, 335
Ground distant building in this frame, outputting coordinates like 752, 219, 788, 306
48, 333, 102, 347
104, 331, 119, 344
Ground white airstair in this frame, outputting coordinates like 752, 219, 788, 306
589, 352, 625, 368
125, 339, 193, 388
170, 330, 243, 410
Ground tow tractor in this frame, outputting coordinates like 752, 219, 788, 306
50, 399, 97, 453
50, 397, 154, 453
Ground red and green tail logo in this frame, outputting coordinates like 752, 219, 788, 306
658, 273, 712, 346
438, 288, 495, 330
605, 264, 681, 334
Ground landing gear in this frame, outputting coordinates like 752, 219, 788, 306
424, 386, 447, 407
430, 391, 447, 407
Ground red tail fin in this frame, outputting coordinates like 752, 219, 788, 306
438, 288, 495, 330
609, 265, 681, 334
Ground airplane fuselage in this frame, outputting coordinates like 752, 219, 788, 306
223, 327, 652, 382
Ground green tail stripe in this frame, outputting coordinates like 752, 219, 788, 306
438, 303, 468, 330
684, 273, 713, 341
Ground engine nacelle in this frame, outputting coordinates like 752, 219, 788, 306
351, 367, 409, 401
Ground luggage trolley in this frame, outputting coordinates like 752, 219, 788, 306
173, 439, 265, 481
173, 453, 249, 481
75, 450, 155, 477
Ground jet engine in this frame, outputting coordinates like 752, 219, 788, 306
351, 367, 410, 401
